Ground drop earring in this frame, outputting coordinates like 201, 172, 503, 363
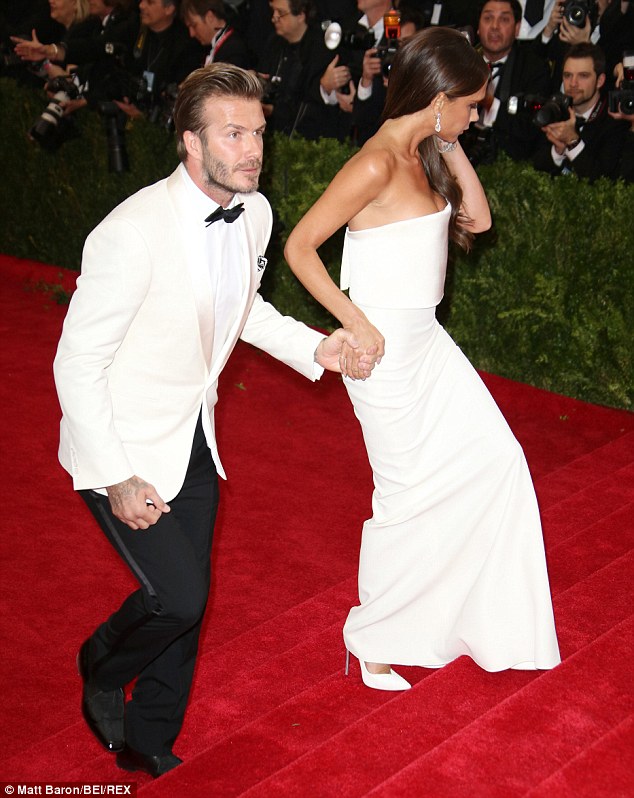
435, 112, 441, 133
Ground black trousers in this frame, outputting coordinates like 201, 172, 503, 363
79, 414, 219, 755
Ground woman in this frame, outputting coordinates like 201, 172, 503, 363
285, 27, 561, 690
11, 0, 93, 68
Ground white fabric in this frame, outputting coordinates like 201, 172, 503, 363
54, 167, 325, 500
341, 209, 561, 672
518, 0, 556, 39
341, 205, 449, 309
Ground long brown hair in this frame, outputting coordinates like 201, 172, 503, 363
382, 28, 489, 251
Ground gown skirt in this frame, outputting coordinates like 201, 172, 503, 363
340, 208, 560, 672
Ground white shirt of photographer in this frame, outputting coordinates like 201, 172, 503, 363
180, 163, 244, 365
321, 14, 385, 105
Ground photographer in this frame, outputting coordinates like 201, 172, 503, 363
256, 0, 337, 138
461, 0, 551, 164
11, 0, 94, 72
608, 57, 634, 180
181, 0, 253, 68
349, 0, 393, 143
533, 42, 628, 179
113, 0, 203, 121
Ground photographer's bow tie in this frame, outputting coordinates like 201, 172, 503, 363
204, 203, 244, 226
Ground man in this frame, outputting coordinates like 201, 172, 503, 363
256, 0, 336, 138
533, 42, 628, 180
349, 0, 393, 143
462, 0, 551, 164
53, 63, 375, 778
516, 0, 556, 39
114, 0, 203, 120
181, 0, 252, 68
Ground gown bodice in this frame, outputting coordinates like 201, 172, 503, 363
340, 203, 450, 309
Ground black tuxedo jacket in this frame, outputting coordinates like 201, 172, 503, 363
210, 26, 253, 70
489, 41, 552, 161
533, 97, 629, 182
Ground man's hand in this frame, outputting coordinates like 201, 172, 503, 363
107, 475, 171, 530
336, 80, 356, 113
315, 328, 383, 381
543, 107, 579, 154
113, 98, 144, 119
559, 16, 592, 45
320, 55, 351, 93
361, 48, 382, 88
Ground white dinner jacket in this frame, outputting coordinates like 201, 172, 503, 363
53, 166, 324, 501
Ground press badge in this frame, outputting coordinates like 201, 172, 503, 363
143, 70, 155, 92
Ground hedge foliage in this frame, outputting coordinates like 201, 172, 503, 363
1, 77, 632, 410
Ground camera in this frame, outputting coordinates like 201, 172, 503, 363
609, 53, 634, 115
322, 21, 375, 52
560, 0, 597, 29
374, 8, 401, 79
461, 124, 498, 166
259, 74, 282, 105
147, 82, 179, 132
96, 101, 129, 173
29, 75, 81, 149
507, 92, 573, 127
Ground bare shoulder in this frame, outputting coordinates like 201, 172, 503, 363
346, 146, 395, 185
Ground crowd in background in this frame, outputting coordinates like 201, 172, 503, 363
1, 0, 632, 181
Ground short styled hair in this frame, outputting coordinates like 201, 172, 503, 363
563, 42, 606, 77
180, 0, 227, 21
478, 0, 523, 24
173, 64, 263, 162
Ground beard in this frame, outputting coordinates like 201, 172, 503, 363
200, 144, 262, 197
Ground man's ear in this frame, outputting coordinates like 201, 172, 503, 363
597, 72, 606, 91
183, 130, 201, 160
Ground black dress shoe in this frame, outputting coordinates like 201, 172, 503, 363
77, 640, 125, 753
116, 744, 183, 778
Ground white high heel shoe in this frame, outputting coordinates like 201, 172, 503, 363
345, 649, 411, 691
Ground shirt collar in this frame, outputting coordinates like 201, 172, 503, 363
179, 162, 240, 219
359, 14, 385, 43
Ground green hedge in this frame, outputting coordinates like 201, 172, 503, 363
1, 77, 632, 410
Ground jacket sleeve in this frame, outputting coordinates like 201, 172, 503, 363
53, 215, 152, 489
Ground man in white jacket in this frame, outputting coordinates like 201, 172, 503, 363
53, 63, 373, 778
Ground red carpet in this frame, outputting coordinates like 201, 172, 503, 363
1, 254, 632, 796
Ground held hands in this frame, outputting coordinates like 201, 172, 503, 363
107, 475, 171, 530
315, 326, 384, 381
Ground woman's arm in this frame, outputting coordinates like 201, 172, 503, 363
284, 150, 392, 377
439, 141, 492, 232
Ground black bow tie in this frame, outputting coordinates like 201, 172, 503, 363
204, 203, 244, 226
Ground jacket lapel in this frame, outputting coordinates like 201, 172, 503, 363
166, 168, 214, 372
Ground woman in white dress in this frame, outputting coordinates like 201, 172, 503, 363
284, 27, 560, 690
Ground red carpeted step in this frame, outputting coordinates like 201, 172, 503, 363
534, 432, 634, 511
183, 558, 631, 798
524, 714, 634, 798
363, 615, 633, 798
131, 552, 634, 795
2, 255, 632, 795
547, 503, 634, 595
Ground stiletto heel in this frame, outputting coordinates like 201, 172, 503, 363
344, 649, 411, 691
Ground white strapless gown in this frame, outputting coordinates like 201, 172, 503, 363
341, 205, 560, 671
